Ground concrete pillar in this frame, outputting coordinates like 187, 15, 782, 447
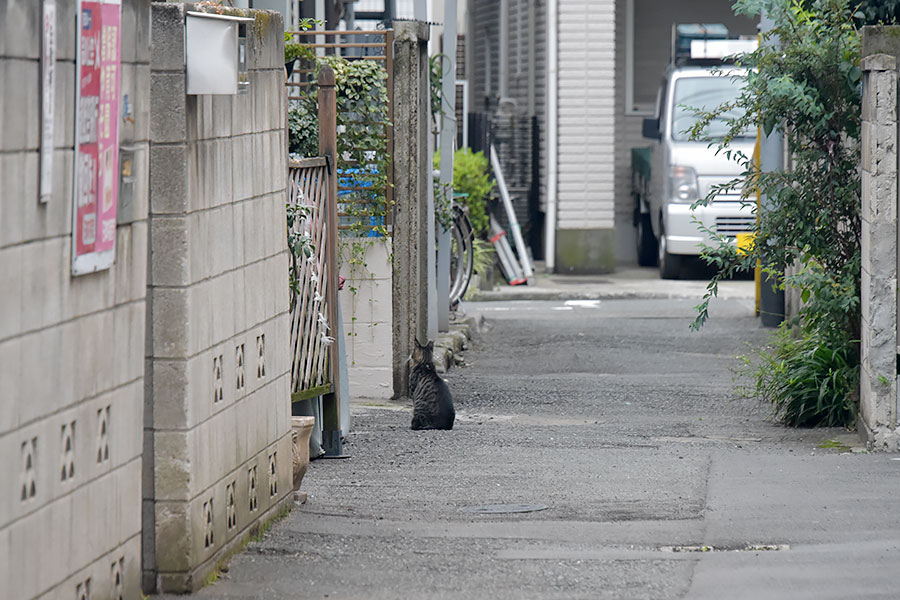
860, 27, 900, 450
392, 20, 432, 400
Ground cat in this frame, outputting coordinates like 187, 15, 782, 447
409, 339, 456, 430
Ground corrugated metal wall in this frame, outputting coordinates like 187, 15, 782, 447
557, 0, 616, 231
466, 0, 548, 255
469, 1, 500, 113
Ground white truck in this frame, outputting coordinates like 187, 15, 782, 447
633, 25, 757, 279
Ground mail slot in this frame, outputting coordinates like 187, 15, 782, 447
185, 11, 254, 95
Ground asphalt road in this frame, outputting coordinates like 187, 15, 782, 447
182, 297, 900, 599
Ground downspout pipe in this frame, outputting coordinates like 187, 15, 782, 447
527, 0, 536, 115
545, 0, 558, 272
499, 0, 509, 100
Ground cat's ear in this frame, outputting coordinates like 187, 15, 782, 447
426, 341, 434, 352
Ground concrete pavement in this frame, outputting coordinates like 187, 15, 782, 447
160, 270, 900, 600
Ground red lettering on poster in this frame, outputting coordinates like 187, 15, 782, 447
74, 0, 120, 268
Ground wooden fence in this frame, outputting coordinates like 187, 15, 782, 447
288, 157, 336, 401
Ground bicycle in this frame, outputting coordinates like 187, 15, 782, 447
448, 202, 475, 310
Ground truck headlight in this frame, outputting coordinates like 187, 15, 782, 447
669, 165, 699, 203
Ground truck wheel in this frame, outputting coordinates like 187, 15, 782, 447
658, 221, 682, 280
635, 212, 658, 267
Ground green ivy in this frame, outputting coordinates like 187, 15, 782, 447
287, 52, 392, 286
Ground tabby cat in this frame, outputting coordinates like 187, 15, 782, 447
410, 339, 455, 430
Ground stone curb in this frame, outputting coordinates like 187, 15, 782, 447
433, 312, 486, 373
466, 288, 754, 302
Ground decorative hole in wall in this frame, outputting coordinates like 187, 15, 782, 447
96, 406, 110, 464
110, 557, 124, 600
256, 334, 266, 378
268, 452, 277, 497
213, 354, 224, 403
226, 481, 237, 530
235, 344, 245, 391
20, 437, 37, 502
203, 498, 214, 548
76, 578, 91, 600
248, 465, 259, 512
60, 421, 76, 482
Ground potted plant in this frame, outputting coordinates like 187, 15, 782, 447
284, 32, 306, 76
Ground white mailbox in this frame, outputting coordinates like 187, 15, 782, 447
185, 11, 254, 95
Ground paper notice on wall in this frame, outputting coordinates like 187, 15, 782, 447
40, 0, 56, 203
72, 0, 121, 275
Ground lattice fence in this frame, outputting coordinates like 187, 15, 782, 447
288, 157, 336, 398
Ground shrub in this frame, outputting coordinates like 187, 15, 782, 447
691, 0, 861, 426
450, 148, 494, 238
740, 327, 858, 427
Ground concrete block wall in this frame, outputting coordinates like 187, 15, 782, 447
340, 240, 393, 399
860, 30, 900, 451
144, 3, 293, 591
0, 1, 151, 598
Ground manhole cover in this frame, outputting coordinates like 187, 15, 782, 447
458, 503, 549, 514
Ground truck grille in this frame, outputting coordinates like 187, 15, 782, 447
715, 216, 754, 237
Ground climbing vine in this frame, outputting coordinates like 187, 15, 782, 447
287, 53, 392, 286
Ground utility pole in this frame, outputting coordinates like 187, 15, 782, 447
414, 0, 438, 340
758, 12, 785, 327
437, 0, 458, 331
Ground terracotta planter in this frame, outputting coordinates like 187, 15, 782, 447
291, 416, 316, 490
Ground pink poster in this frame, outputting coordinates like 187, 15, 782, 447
73, 0, 120, 274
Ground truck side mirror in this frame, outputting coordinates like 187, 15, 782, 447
642, 117, 661, 140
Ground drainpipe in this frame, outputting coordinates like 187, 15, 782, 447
437, 0, 458, 331
545, 0, 558, 272
527, 0, 536, 115
499, 0, 509, 100
344, 0, 355, 30
383, 0, 394, 27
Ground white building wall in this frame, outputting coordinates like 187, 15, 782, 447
339, 241, 394, 399
556, 0, 616, 230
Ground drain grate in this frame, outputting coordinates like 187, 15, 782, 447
660, 544, 790, 553
458, 503, 549, 514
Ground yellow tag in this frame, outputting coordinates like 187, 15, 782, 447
736, 233, 754, 255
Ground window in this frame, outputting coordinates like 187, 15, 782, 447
670, 75, 751, 141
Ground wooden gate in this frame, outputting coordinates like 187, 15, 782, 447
288, 157, 336, 401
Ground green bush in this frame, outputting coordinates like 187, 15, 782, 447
446, 148, 494, 238
740, 327, 858, 427
690, 0, 861, 426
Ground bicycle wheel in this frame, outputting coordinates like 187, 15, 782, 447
449, 205, 474, 307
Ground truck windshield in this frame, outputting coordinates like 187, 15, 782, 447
671, 75, 751, 141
